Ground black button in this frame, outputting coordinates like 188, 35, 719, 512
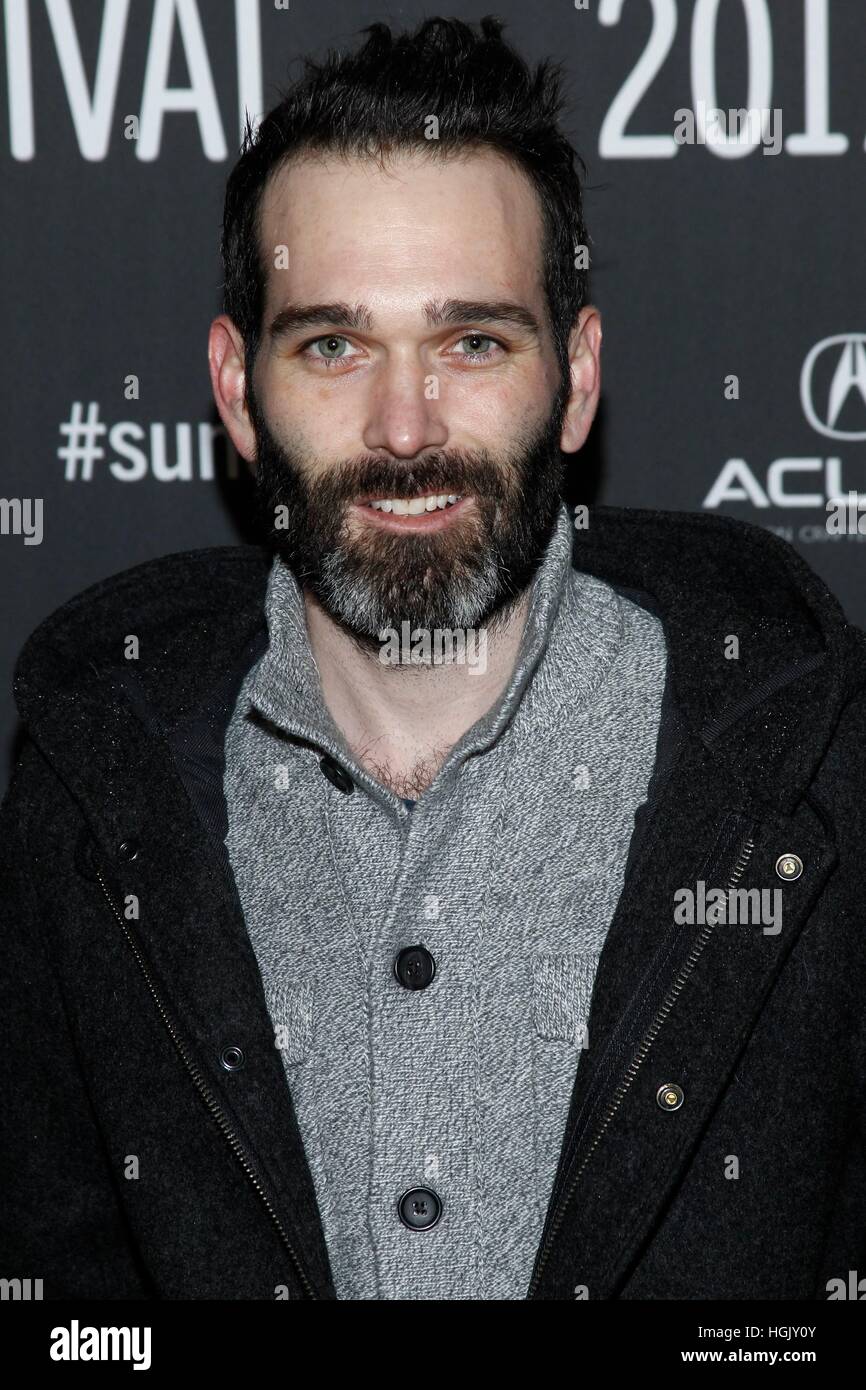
319, 755, 353, 794
220, 1045, 245, 1071
118, 839, 140, 861
394, 944, 436, 990
397, 1187, 442, 1230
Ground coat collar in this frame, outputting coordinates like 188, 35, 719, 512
14, 505, 863, 875
14, 503, 861, 787
571, 506, 864, 815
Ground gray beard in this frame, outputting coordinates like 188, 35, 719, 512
248, 377, 570, 646
316, 539, 504, 637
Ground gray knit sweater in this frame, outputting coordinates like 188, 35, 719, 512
222, 502, 668, 1299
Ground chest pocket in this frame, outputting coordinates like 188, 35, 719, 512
265, 970, 316, 1066
530, 951, 600, 1219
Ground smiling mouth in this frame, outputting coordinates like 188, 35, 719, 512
351, 492, 470, 532
361, 493, 462, 514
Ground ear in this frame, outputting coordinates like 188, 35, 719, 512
208, 314, 257, 465
560, 306, 602, 455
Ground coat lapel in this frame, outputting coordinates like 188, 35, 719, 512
526, 507, 855, 1297
527, 738, 837, 1297
15, 547, 338, 1299
84, 690, 337, 1299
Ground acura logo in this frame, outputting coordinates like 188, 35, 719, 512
801, 334, 866, 441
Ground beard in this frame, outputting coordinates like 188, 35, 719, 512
246, 383, 569, 650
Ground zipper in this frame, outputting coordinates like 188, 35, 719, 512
526, 825, 756, 1299
94, 865, 319, 1300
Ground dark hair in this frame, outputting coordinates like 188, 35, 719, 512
220, 14, 589, 400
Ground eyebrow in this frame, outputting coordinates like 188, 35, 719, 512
266, 297, 542, 342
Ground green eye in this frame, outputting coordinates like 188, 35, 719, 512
459, 334, 495, 354
313, 335, 348, 358
301, 335, 360, 368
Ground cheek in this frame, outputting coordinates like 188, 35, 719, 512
257, 380, 341, 460
444, 374, 541, 436
281, 379, 361, 450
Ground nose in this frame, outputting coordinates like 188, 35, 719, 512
361, 352, 448, 458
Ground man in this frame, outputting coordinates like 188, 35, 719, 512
2, 16, 866, 1302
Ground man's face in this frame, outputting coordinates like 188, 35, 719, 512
246, 149, 572, 643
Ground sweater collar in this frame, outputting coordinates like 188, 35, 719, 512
243, 502, 598, 806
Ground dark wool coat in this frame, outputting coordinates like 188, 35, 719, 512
2, 504, 866, 1301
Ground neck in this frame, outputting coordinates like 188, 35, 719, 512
303, 590, 532, 799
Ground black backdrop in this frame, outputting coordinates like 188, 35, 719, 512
2, 0, 865, 792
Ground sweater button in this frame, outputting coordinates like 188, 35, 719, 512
397, 1187, 442, 1230
117, 839, 140, 861
319, 755, 354, 794
394, 944, 436, 990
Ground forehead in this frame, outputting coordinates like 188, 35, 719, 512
257, 147, 546, 314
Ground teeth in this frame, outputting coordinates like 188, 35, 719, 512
366, 493, 463, 513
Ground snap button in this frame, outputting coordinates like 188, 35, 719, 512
656, 1082, 684, 1111
775, 853, 803, 881
220, 1045, 245, 1071
394, 944, 436, 991
117, 839, 140, 862
319, 755, 354, 794
397, 1186, 442, 1230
